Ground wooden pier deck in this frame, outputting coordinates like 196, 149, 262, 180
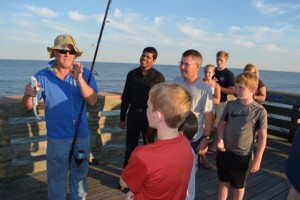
0, 134, 291, 200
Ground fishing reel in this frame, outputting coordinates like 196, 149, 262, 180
73, 150, 86, 166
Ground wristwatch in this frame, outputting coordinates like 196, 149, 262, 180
203, 135, 210, 140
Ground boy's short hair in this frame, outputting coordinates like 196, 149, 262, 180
179, 112, 198, 140
149, 82, 192, 128
182, 49, 203, 66
216, 50, 229, 60
235, 71, 258, 91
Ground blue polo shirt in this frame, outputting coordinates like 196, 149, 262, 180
35, 60, 98, 139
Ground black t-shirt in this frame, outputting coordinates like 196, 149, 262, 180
214, 68, 235, 102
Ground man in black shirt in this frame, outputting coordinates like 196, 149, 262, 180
119, 47, 165, 168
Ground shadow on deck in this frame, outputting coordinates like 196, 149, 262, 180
0, 134, 291, 200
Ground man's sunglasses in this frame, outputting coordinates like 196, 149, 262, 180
57, 49, 77, 55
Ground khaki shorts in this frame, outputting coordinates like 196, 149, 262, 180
214, 102, 227, 128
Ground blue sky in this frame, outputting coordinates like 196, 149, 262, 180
0, 0, 300, 72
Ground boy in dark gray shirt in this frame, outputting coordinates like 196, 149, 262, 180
216, 72, 268, 200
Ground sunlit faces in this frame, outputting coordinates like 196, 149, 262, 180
204, 68, 215, 80
140, 52, 156, 71
54, 44, 76, 68
234, 83, 253, 99
216, 56, 227, 69
179, 56, 198, 81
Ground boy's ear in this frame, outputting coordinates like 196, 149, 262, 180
155, 111, 164, 123
249, 87, 256, 94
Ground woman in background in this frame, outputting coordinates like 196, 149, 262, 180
243, 64, 266, 104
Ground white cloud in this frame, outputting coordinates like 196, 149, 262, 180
228, 26, 241, 31
251, 26, 282, 42
114, 9, 122, 18
233, 38, 256, 48
153, 16, 162, 27
253, 0, 300, 15
41, 19, 74, 33
25, 5, 57, 18
264, 44, 286, 52
176, 22, 223, 45
14, 12, 31, 18
105, 8, 165, 43
68, 11, 86, 21
109, 20, 136, 34
15, 20, 34, 28
6, 31, 48, 45
13, 12, 33, 27
177, 23, 204, 38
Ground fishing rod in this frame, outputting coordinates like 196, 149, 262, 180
69, 0, 112, 167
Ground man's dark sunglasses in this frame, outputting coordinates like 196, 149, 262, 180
57, 49, 77, 55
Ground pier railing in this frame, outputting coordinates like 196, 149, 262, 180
0, 92, 126, 179
263, 90, 300, 142
0, 90, 299, 179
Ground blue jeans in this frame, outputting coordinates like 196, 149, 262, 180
46, 136, 90, 200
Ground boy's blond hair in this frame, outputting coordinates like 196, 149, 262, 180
149, 83, 192, 128
216, 50, 229, 60
235, 72, 258, 91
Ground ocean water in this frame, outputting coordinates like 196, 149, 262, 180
0, 59, 299, 96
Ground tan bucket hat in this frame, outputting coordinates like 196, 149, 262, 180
47, 34, 83, 58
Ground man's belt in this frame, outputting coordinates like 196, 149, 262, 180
130, 107, 147, 112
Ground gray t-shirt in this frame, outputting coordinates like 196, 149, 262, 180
221, 99, 268, 156
174, 77, 213, 141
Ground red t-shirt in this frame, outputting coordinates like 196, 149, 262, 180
121, 134, 193, 200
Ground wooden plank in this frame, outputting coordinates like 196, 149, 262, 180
4, 121, 47, 139
268, 117, 292, 130
0, 92, 122, 120
0, 160, 46, 179
88, 92, 122, 113
264, 104, 300, 118
268, 129, 289, 139
0, 141, 47, 162
89, 115, 120, 129
0, 103, 34, 118
266, 90, 300, 106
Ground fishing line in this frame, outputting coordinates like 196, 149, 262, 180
69, 0, 112, 167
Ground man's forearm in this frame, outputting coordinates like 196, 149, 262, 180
22, 94, 33, 110
203, 112, 212, 136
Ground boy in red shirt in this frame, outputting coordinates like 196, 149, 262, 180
120, 83, 194, 200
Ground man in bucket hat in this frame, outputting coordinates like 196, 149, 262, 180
22, 34, 98, 199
